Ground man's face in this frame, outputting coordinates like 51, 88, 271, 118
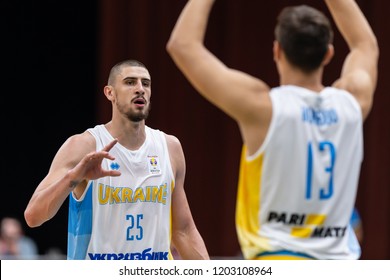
113, 66, 152, 122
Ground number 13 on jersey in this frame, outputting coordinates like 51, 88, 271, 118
306, 141, 336, 200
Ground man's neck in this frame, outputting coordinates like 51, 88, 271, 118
279, 65, 325, 93
104, 119, 146, 151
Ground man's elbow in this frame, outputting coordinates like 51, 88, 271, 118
166, 36, 181, 58
166, 36, 194, 61
367, 36, 379, 62
362, 35, 379, 62
24, 207, 43, 228
373, 39, 380, 63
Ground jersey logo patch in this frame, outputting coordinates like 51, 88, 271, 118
148, 155, 161, 175
110, 162, 120, 170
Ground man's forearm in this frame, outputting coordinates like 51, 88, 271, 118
24, 171, 78, 228
325, 0, 377, 49
167, 0, 215, 51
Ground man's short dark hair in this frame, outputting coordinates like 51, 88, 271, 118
275, 5, 334, 73
108, 59, 148, 85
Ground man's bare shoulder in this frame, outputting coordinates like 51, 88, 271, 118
52, 131, 97, 167
332, 71, 374, 119
163, 133, 180, 146
63, 131, 96, 153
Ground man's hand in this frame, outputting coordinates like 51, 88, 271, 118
68, 139, 121, 186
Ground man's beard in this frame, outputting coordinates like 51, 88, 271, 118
127, 108, 150, 122
118, 101, 151, 122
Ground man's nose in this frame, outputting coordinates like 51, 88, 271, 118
135, 80, 145, 94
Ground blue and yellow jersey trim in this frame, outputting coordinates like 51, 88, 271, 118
169, 179, 175, 260
254, 250, 316, 260
236, 145, 272, 258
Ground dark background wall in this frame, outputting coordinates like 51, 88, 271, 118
1, 0, 389, 259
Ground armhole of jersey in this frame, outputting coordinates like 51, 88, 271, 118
336, 88, 364, 122
161, 131, 175, 189
86, 128, 99, 149
334, 88, 364, 161
70, 181, 93, 203
247, 90, 278, 162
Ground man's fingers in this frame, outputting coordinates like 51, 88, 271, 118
102, 151, 116, 161
85, 151, 114, 162
104, 170, 121, 177
102, 138, 118, 152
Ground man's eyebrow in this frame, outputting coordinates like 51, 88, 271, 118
123, 76, 151, 82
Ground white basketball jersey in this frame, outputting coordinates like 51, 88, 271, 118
236, 85, 363, 259
67, 125, 174, 260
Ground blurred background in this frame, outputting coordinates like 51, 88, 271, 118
1, 0, 389, 259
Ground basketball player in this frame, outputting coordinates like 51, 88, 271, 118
167, 0, 378, 259
24, 60, 209, 260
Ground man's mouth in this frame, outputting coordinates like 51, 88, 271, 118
133, 97, 146, 106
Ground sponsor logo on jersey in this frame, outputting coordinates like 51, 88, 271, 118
267, 211, 347, 238
88, 248, 168, 260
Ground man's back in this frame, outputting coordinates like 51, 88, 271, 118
236, 85, 362, 259
167, 0, 378, 259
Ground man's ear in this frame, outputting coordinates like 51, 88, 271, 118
273, 40, 281, 62
104, 85, 114, 101
322, 44, 334, 66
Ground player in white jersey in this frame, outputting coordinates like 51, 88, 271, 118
24, 59, 209, 260
167, 0, 378, 259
